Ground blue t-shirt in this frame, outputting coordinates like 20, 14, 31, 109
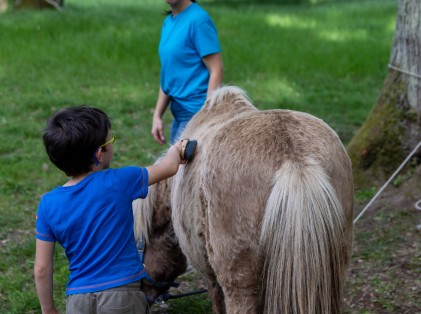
159, 3, 221, 121
36, 167, 148, 295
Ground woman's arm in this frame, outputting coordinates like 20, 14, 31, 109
203, 52, 224, 98
152, 87, 171, 144
34, 239, 59, 314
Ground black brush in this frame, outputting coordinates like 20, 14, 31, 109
181, 139, 197, 162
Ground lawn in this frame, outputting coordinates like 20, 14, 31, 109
1, 0, 413, 313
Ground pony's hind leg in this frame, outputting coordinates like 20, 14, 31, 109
205, 277, 226, 314
222, 283, 260, 314
209, 248, 261, 314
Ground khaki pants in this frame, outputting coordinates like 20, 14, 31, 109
66, 281, 149, 314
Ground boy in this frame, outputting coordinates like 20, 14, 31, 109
34, 106, 185, 314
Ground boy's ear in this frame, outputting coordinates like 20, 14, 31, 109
93, 148, 104, 166
96, 148, 104, 163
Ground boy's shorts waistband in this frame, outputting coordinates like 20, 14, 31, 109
106, 281, 141, 292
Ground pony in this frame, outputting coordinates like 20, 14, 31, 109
133, 86, 354, 313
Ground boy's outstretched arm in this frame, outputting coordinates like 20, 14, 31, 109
34, 240, 59, 314
147, 141, 185, 186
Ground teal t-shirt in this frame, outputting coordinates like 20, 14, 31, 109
36, 167, 148, 295
159, 3, 221, 120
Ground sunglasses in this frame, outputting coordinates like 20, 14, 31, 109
93, 135, 116, 166
99, 135, 116, 148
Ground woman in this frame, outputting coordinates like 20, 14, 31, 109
152, 0, 224, 144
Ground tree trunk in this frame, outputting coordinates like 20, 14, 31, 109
0, 0, 7, 13
348, 0, 421, 188
14, 0, 64, 10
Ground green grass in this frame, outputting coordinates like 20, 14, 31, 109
0, 0, 398, 313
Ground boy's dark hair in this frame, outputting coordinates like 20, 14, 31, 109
43, 105, 111, 177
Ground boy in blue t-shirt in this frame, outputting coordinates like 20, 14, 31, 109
34, 106, 185, 314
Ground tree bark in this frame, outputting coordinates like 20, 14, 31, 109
0, 0, 7, 13
348, 0, 421, 188
14, 0, 63, 10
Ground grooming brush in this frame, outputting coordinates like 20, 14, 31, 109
181, 139, 197, 161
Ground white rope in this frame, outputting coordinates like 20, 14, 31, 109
416, 200, 421, 230
388, 64, 421, 79
353, 140, 421, 224
415, 199, 421, 211
44, 0, 64, 11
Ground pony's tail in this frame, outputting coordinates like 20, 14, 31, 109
259, 158, 347, 314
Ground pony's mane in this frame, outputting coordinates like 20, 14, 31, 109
206, 85, 254, 111
132, 185, 155, 244
133, 154, 174, 245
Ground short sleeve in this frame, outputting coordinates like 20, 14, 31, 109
114, 167, 149, 200
36, 198, 56, 242
194, 19, 221, 58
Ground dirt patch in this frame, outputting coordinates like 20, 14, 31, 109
344, 171, 421, 313
0, 229, 33, 248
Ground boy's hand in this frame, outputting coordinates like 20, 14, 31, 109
171, 141, 187, 164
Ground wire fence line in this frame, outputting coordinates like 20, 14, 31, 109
353, 140, 421, 225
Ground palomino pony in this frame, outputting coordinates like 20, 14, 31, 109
133, 86, 354, 313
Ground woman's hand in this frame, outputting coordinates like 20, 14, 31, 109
151, 115, 165, 145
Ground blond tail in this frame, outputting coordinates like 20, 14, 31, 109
259, 158, 347, 314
